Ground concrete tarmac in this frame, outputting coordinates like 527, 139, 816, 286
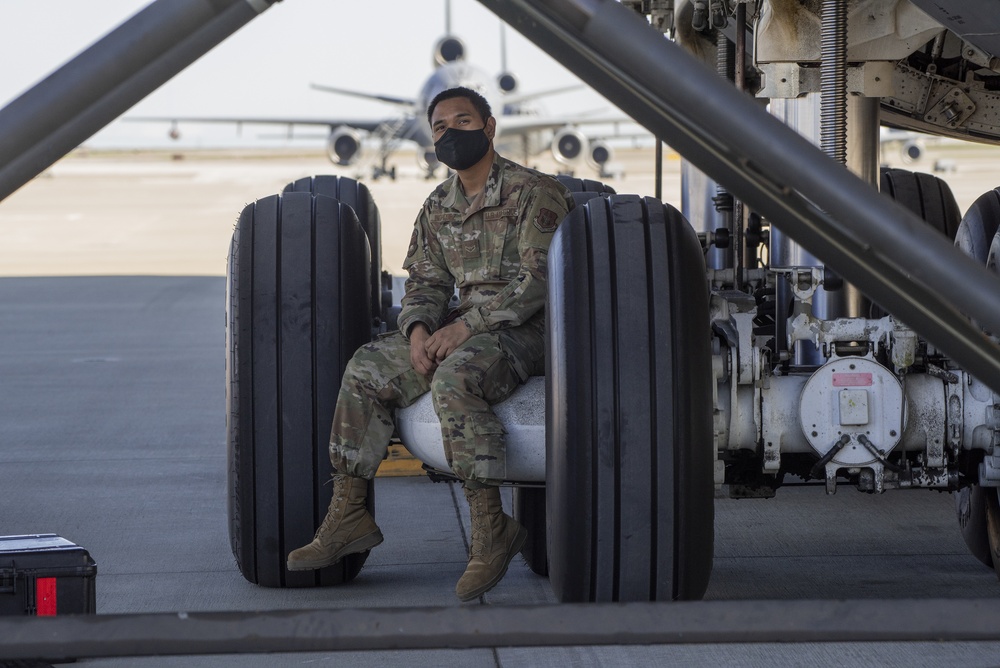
2, 145, 1000, 665
0, 146, 670, 278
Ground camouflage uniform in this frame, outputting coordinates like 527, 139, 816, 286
330, 153, 573, 484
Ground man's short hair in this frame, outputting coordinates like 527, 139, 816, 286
426, 86, 492, 125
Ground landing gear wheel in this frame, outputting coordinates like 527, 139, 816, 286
880, 168, 961, 240
872, 169, 963, 318
951, 186, 1000, 570
555, 175, 616, 195
512, 174, 618, 579
227, 192, 373, 587
546, 195, 714, 602
284, 176, 383, 330
986, 487, 1000, 580
556, 175, 617, 219
512, 487, 547, 577
955, 187, 1000, 264
984, 230, 1000, 581
955, 485, 994, 569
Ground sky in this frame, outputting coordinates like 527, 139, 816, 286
0, 0, 619, 149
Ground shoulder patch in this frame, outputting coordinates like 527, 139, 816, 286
406, 229, 419, 259
533, 207, 560, 233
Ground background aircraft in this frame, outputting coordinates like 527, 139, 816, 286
880, 127, 931, 164
129, 2, 635, 180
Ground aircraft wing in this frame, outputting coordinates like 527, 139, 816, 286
502, 84, 584, 106
498, 113, 637, 135
908, 0, 1000, 58
123, 115, 387, 132
309, 83, 416, 109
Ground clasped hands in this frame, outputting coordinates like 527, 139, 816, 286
408, 321, 472, 376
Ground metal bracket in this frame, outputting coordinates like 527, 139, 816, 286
772, 266, 823, 302
924, 87, 977, 130
0, 561, 17, 595
980, 448, 1000, 487
857, 464, 886, 494
960, 42, 1000, 73
757, 62, 895, 99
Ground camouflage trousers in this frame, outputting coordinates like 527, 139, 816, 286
329, 318, 544, 485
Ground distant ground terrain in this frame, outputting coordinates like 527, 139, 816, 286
0, 143, 996, 277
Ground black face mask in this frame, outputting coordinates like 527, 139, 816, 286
434, 127, 490, 170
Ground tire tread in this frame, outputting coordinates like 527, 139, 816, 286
547, 194, 713, 603
227, 192, 372, 587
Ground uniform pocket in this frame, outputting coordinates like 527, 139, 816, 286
496, 328, 540, 382
471, 414, 507, 436
483, 209, 518, 280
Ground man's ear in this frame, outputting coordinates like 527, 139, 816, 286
484, 116, 497, 141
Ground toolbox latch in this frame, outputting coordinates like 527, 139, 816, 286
0, 561, 16, 595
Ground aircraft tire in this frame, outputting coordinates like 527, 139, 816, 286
284, 176, 383, 329
986, 478, 1000, 581
508, 174, 618, 579
227, 192, 373, 587
555, 175, 616, 195
958, 483, 998, 571
546, 195, 714, 602
513, 486, 548, 577
951, 186, 1000, 571
871, 169, 963, 318
954, 187, 1000, 264
986, 227, 1000, 580
879, 168, 961, 240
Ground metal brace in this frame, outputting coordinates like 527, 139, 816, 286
980, 447, 1000, 487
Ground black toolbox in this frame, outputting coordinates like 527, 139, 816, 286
0, 534, 96, 615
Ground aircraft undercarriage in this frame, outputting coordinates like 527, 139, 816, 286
4, 0, 1000, 607
404, 0, 1000, 599
221, 0, 1000, 598
683, 0, 1000, 509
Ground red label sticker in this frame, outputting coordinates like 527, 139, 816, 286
832, 372, 873, 387
36, 577, 57, 616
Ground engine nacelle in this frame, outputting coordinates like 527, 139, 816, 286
498, 72, 518, 93
327, 127, 363, 166
587, 140, 613, 169
417, 148, 440, 177
551, 127, 589, 167
900, 139, 924, 163
434, 36, 465, 66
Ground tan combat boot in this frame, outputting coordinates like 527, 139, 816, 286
286, 474, 383, 571
455, 485, 527, 602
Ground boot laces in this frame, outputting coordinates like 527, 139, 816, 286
315, 480, 348, 541
469, 492, 490, 558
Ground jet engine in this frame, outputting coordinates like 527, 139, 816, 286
551, 126, 589, 167
498, 72, 518, 93
587, 140, 613, 171
900, 139, 924, 163
327, 127, 363, 166
417, 148, 441, 179
434, 36, 466, 66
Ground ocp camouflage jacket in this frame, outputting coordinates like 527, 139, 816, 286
398, 152, 574, 338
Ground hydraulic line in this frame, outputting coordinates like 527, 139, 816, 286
857, 434, 904, 473
810, 434, 851, 480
